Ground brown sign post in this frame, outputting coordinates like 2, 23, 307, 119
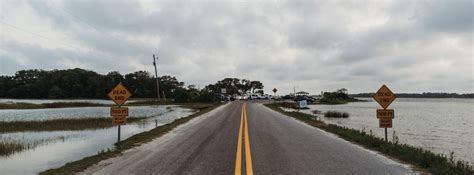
108, 82, 132, 143
373, 84, 396, 141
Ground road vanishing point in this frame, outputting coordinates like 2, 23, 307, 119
82, 101, 415, 175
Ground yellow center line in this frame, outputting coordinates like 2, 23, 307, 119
234, 103, 244, 175
235, 103, 254, 175
244, 103, 254, 175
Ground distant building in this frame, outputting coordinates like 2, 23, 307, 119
295, 91, 309, 96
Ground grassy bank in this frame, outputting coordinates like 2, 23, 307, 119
40, 103, 220, 175
0, 102, 106, 109
265, 103, 473, 175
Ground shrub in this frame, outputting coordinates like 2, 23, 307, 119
324, 111, 349, 118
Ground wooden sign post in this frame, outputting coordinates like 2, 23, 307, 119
373, 84, 396, 142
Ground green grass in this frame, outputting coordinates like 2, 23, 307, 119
264, 103, 473, 175
40, 103, 220, 175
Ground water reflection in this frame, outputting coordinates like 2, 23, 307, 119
0, 107, 195, 175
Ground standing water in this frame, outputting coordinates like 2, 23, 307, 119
0, 106, 196, 175
306, 98, 474, 164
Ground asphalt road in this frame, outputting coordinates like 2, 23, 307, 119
82, 101, 415, 175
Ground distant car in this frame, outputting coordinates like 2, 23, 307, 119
249, 94, 258, 100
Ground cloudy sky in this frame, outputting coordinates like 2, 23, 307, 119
0, 0, 472, 94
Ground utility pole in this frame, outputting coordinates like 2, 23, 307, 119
294, 85, 297, 96
153, 54, 160, 100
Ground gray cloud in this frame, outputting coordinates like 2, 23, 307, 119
0, 0, 472, 94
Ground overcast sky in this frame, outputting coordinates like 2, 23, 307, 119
0, 0, 472, 94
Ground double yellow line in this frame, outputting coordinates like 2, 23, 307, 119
235, 103, 253, 175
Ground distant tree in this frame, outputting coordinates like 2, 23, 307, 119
0, 68, 268, 102
48, 86, 65, 99
125, 71, 154, 98
204, 78, 264, 95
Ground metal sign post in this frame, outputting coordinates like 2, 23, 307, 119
108, 82, 132, 144
373, 84, 396, 142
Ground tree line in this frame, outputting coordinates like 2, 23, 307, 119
0, 68, 264, 102
351, 92, 474, 98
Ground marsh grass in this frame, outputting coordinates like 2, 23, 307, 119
324, 111, 349, 118
265, 103, 473, 175
0, 136, 67, 157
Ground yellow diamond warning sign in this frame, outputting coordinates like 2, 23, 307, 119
373, 84, 396, 109
108, 83, 132, 106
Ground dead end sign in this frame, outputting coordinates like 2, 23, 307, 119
373, 84, 396, 109
108, 82, 132, 106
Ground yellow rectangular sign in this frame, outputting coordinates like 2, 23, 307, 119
111, 107, 129, 117
113, 116, 127, 125
377, 109, 394, 119
379, 118, 392, 128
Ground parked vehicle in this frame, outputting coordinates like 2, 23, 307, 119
249, 94, 258, 100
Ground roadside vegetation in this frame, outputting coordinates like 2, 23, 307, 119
265, 103, 473, 175
40, 103, 220, 175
